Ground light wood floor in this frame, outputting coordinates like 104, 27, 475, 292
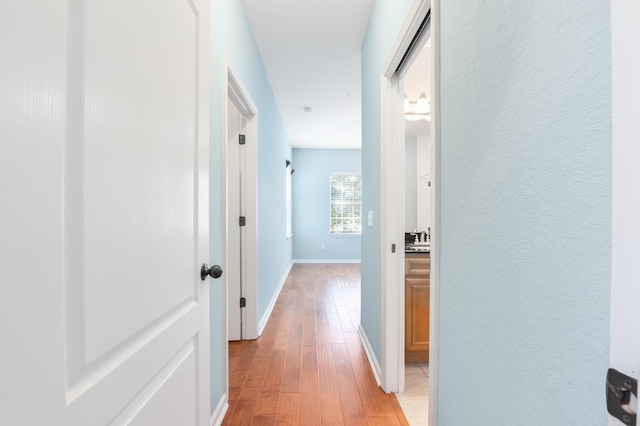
222, 263, 409, 425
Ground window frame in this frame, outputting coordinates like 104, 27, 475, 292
329, 172, 362, 236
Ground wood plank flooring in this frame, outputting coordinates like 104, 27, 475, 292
223, 263, 409, 425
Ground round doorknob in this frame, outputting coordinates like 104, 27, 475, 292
201, 263, 223, 280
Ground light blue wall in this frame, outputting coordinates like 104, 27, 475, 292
437, 2, 611, 423
210, 0, 292, 412
360, 0, 413, 362
362, 0, 611, 423
292, 149, 361, 260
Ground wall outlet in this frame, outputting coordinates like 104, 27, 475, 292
320, 243, 325, 250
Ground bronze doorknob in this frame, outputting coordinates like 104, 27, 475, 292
201, 263, 223, 280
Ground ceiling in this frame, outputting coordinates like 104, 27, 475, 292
242, 0, 374, 149
242, 1, 431, 149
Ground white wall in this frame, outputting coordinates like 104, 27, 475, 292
405, 132, 431, 233
416, 133, 431, 232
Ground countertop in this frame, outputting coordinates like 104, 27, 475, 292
405, 243, 430, 254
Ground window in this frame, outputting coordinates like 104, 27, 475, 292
330, 173, 362, 234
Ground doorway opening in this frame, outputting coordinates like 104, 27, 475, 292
226, 98, 247, 341
396, 28, 432, 420
379, 0, 438, 424
224, 59, 260, 346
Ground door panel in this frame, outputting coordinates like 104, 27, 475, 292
116, 342, 197, 425
80, 0, 197, 363
65, 304, 200, 424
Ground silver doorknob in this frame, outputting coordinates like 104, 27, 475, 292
201, 263, 223, 280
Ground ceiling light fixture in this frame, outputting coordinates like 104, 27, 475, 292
404, 93, 431, 121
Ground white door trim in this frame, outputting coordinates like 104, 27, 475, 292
428, 3, 440, 425
222, 56, 260, 342
380, 72, 405, 394
609, 1, 640, 424
379, 0, 435, 416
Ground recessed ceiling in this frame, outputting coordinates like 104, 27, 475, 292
242, 0, 374, 149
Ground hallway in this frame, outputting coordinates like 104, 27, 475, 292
222, 264, 409, 425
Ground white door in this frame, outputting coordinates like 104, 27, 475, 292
0, 0, 213, 424
227, 101, 246, 341
224, 66, 259, 341
610, 0, 640, 425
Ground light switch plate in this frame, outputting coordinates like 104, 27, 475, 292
368, 211, 374, 228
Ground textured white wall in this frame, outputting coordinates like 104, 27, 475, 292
437, 1, 611, 424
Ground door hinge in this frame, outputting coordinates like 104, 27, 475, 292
239, 216, 246, 226
391, 243, 396, 253
607, 368, 637, 424
239, 134, 246, 145
240, 297, 246, 308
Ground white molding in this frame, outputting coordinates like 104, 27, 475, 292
383, 0, 431, 78
227, 62, 257, 116
258, 262, 293, 335
609, 3, 640, 425
357, 325, 382, 387
429, 1, 440, 425
210, 392, 229, 426
379, 74, 405, 393
379, 0, 432, 401
292, 259, 361, 264
244, 106, 259, 340
223, 55, 260, 341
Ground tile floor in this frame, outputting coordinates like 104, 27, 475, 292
396, 363, 429, 425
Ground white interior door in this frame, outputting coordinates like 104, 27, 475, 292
610, 0, 640, 425
0, 0, 212, 424
226, 101, 245, 341
224, 64, 259, 341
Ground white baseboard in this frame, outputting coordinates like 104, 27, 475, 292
210, 392, 228, 426
258, 262, 293, 335
358, 325, 382, 387
292, 259, 361, 264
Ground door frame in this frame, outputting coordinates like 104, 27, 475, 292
379, 67, 406, 394
609, 1, 640, 424
222, 56, 260, 345
379, 0, 437, 418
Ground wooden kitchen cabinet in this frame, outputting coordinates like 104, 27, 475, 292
405, 253, 430, 363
